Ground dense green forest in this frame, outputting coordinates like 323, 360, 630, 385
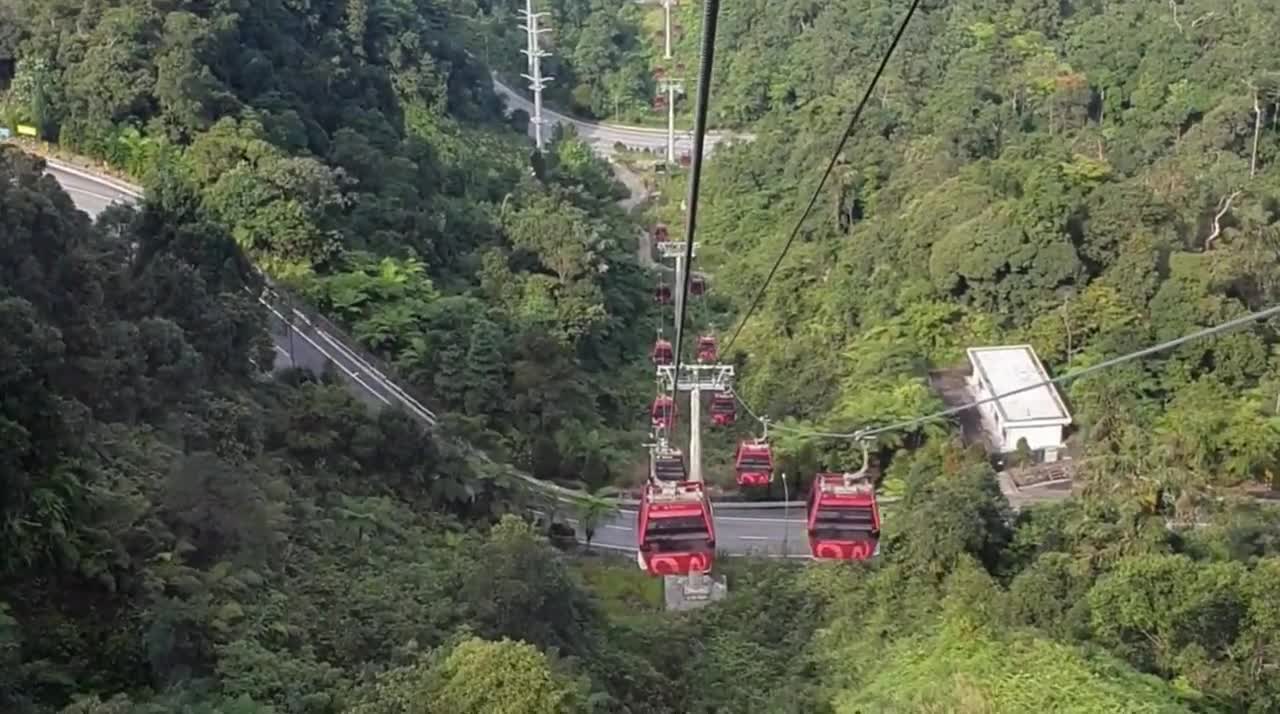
7, 0, 1280, 711
473, 0, 662, 123
639, 0, 1280, 496
0, 0, 655, 491
2, 172, 1278, 710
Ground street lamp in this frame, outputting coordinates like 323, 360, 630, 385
781, 472, 789, 556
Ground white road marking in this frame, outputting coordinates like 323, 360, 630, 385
258, 300, 394, 407
738, 535, 771, 541
64, 186, 121, 202
717, 516, 804, 524
604, 524, 631, 531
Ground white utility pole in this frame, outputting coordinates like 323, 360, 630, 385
655, 363, 732, 489
662, 0, 674, 59
688, 380, 702, 482
657, 239, 697, 353
519, 0, 553, 150
781, 471, 790, 556
658, 78, 683, 164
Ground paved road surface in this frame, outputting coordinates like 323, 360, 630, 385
610, 161, 650, 213
42, 154, 1105, 562
42, 151, 1096, 563
43, 159, 437, 424
594, 504, 810, 559
491, 75, 752, 156
45, 161, 140, 217
542, 502, 809, 559
42, 154, 813, 561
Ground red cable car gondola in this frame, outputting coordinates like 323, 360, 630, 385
650, 445, 687, 481
654, 283, 672, 305
651, 338, 673, 365
710, 391, 736, 427
734, 441, 773, 487
690, 274, 706, 297
651, 395, 675, 429
636, 480, 715, 576
806, 469, 881, 561
696, 335, 717, 362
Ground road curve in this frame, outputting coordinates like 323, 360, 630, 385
40, 153, 807, 559
490, 74, 753, 156
39, 155, 1133, 563
41, 158, 437, 423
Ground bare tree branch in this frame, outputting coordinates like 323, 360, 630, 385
1205, 191, 1242, 250
1190, 12, 1216, 28
1250, 84, 1262, 178
1169, 0, 1184, 34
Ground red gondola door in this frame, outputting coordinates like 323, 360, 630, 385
807, 472, 881, 561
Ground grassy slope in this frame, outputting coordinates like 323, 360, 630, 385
839, 625, 1196, 714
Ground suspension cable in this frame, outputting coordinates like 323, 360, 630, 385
733, 303, 1280, 442
721, 0, 923, 356
670, 0, 722, 408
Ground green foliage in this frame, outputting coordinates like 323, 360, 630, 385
8, 0, 1280, 711
348, 638, 587, 714
430, 637, 588, 714
0, 147, 606, 713
2, 0, 651, 496
837, 624, 1195, 713
629, 0, 1280, 505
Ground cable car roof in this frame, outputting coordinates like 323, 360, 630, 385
816, 473, 875, 498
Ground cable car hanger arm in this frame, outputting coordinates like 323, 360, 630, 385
731, 304, 1280, 443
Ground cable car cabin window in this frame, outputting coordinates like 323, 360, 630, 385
653, 460, 686, 480
645, 515, 709, 539
814, 507, 877, 530
650, 539, 708, 553
812, 525, 878, 542
738, 455, 771, 470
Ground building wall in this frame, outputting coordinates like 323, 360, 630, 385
1004, 424, 1064, 454
967, 371, 1066, 458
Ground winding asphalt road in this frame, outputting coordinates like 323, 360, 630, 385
490, 75, 752, 156
43, 158, 438, 424
593, 503, 809, 559
42, 153, 810, 555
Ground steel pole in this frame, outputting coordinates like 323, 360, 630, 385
667, 83, 676, 164
689, 381, 702, 482
782, 472, 789, 555
664, 0, 673, 59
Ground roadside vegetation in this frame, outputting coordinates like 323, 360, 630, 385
4, 0, 1280, 712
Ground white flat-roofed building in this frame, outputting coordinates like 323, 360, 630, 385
966, 345, 1072, 463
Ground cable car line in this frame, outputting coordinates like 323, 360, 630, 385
731, 303, 1280, 443
669, 0, 722, 407
636, 0, 1273, 566
720, 0, 923, 357
636, 0, 723, 578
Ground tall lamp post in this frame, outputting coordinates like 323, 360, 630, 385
781, 471, 789, 556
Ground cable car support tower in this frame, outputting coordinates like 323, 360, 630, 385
653, 239, 731, 607
519, 0, 553, 150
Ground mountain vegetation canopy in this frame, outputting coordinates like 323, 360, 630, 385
3, 0, 1280, 712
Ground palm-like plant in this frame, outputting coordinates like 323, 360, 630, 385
576, 487, 619, 547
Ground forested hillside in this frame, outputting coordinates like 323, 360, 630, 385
2, 186, 1276, 713
0, 145, 593, 712
8, 0, 1280, 711
634, 0, 1280, 497
460, 0, 658, 121
0, 0, 654, 489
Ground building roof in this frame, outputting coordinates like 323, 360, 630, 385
967, 345, 1071, 425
